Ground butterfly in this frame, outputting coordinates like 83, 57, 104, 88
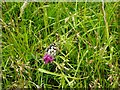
43, 43, 57, 64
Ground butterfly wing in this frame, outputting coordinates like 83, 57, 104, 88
45, 43, 57, 58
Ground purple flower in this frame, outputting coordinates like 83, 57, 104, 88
43, 54, 54, 64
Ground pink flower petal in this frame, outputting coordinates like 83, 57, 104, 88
43, 54, 54, 64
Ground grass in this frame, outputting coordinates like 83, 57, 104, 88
1, 2, 120, 89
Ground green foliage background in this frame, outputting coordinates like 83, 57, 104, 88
2, 2, 120, 89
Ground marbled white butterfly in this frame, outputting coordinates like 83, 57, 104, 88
43, 43, 57, 64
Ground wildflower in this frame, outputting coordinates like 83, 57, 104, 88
43, 54, 54, 64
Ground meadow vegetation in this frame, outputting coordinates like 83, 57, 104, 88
2, 2, 120, 89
